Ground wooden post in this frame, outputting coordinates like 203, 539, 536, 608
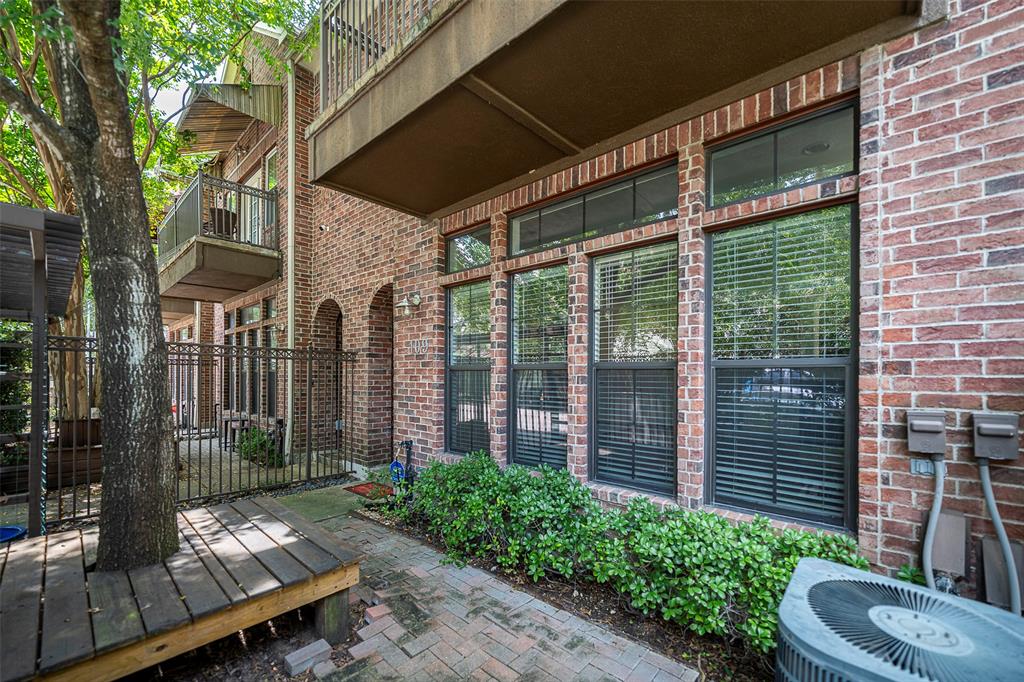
315, 589, 349, 645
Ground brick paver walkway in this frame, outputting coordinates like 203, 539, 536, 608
326, 515, 697, 682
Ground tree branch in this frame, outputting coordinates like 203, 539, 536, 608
0, 75, 73, 161
0, 152, 48, 208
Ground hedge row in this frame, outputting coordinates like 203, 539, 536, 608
386, 451, 868, 654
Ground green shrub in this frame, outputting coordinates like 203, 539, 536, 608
390, 451, 869, 655
236, 427, 284, 467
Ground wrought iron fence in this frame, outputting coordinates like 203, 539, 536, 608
157, 172, 278, 264
320, 0, 440, 108
23, 336, 356, 528
0, 325, 33, 527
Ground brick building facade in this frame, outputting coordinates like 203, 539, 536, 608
165, 0, 1022, 582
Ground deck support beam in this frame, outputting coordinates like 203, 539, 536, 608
315, 589, 350, 645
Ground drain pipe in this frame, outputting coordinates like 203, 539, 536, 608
979, 457, 1021, 614
283, 62, 297, 457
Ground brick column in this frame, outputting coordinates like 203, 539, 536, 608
490, 271, 509, 466
566, 248, 589, 483
677, 121, 707, 509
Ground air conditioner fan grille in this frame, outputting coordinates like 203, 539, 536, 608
807, 579, 1014, 682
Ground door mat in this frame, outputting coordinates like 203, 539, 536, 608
345, 482, 391, 499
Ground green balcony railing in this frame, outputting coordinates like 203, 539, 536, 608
157, 173, 278, 265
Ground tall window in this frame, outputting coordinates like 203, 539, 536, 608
709, 203, 854, 527
447, 281, 490, 453
511, 266, 568, 468
265, 150, 278, 191
592, 242, 678, 494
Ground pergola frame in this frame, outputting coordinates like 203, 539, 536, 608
0, 202, 83, 535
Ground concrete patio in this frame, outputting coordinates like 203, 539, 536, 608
278, 487, 698, 682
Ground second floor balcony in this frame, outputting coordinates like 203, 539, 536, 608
157, 173, 281, 303
307, 0, 943, 218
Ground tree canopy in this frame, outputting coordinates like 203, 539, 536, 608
0, 0, 316, 220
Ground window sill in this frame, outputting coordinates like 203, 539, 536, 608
701, 504, 853, 537
585, 481, 679, 511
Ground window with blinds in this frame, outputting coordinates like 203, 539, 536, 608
447, 281, 490, 453
709, 203, 854, 527
592, 243, 678, 494
511, 266, 568, 468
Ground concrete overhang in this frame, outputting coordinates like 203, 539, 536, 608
158, 236, 280, 303
307, 0, 946, 218
160, 296, 194, 324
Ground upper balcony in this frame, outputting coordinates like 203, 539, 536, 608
157, 173, 280, 303
307, 0, 944, 218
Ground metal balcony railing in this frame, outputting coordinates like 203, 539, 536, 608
320, 0, 440, 110
157, 173, 278, 265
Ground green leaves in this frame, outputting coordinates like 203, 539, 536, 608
386, 452, 870, 657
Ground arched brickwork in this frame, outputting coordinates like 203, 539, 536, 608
366, 284, 394, 465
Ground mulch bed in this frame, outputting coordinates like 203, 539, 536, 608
356, 505, 772, 682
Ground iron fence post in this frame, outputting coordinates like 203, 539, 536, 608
305, 344, 313, 480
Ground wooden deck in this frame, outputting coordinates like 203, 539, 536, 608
0, 497, 360, 682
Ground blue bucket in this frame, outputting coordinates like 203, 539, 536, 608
0, 526, 27, 543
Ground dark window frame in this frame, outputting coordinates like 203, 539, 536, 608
508, 265, 570, 469
445, 224, 492, 274
706, 99, 858, 210
588, 240, 679, 496
703, 201, 859, 531
445, 280, 491, 454
510, 162, 679, 258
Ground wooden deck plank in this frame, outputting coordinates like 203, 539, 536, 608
43, 562, 359, 682
181, 508, 280, 598
177, 516, 246, 604
128, 560, 191, 636
251, 497, 362, 565
0, 535, 46, 682
39, 530, 94, 674
0, 540, 8, 581
230, 499, 339, 575
208, 503, 312, 588
87, 571, 145, 654
165, 530, 230, 619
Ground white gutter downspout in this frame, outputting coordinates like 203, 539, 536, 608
284, 62, 297, 457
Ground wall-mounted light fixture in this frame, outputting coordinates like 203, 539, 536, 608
395, 292, 421, 317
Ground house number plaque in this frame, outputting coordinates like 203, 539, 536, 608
408, 339, 428, 354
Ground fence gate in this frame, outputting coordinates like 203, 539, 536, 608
11, 336, 358, 530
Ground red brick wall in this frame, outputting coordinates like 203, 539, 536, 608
857, 0, 1024, 575
412, 0, 1023, 581
206, 2, 1023, 583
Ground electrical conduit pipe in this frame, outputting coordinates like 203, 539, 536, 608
922, 453, 946, 592
978, 457, 1021, 615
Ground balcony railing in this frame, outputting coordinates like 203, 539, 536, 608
320, 0, 440, 110
158, 173, 278, 265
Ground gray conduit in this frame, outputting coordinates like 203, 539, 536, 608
922, 455, 946, 591
979, 458, 1022, 614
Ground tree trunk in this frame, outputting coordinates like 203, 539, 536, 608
56, 0, 178, 570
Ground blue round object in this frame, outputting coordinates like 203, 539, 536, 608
0, 525, 27, 543
389, 459, 405, 483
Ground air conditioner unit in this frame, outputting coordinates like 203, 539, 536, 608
777, 558, 1024, 682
